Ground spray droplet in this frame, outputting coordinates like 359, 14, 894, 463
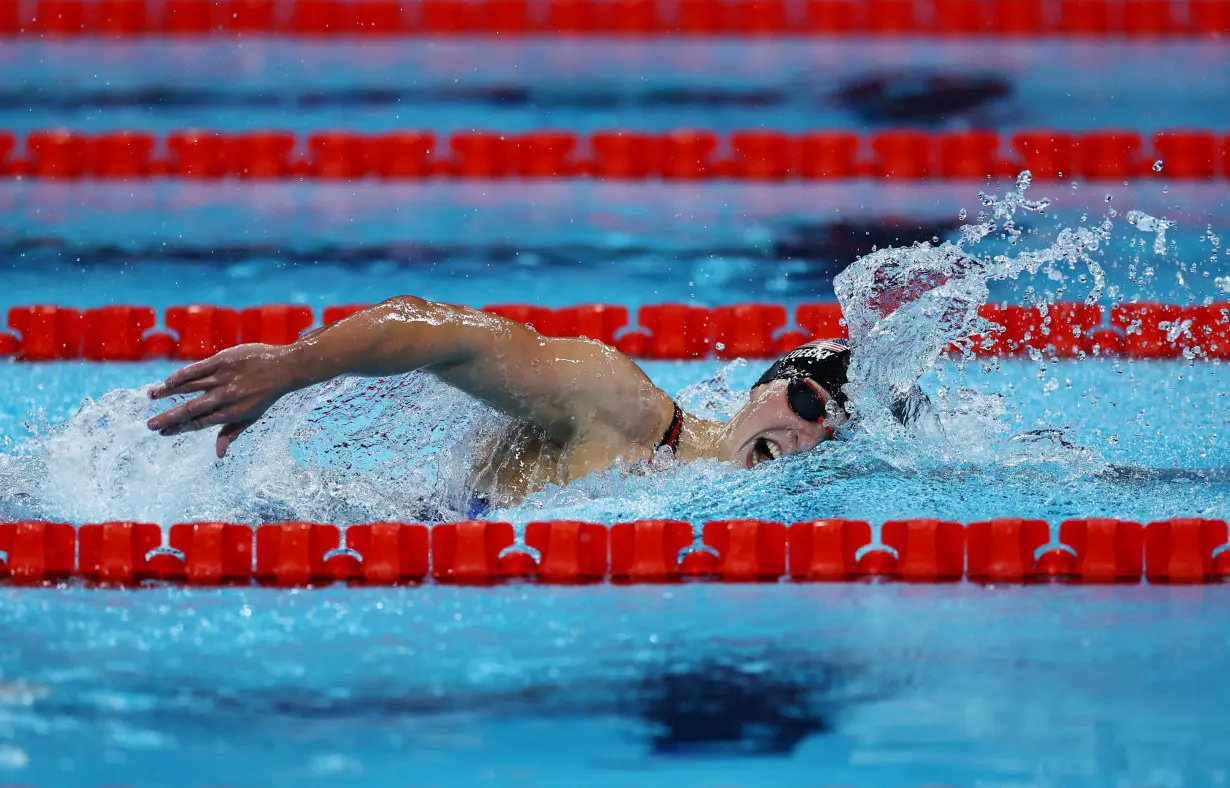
1016, 170, 1032, 191
1152, 160, 1164, 172
1104, 194, 1113, 202
958, 208, 967, 221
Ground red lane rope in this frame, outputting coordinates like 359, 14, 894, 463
1, 518, 1227, 586
2, 129, 1229, 181
1, 0, 1227, 38
0, 301, 1223, 362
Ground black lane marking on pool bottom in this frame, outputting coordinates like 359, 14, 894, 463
830, 71, 1013, 125
12, 650, 892, 758
0, 70, 1012, 122
0, 219, 965, 268
0, 86, 787, 110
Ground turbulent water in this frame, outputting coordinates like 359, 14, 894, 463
0, 374, 510, 525
0, 175, 1220, 528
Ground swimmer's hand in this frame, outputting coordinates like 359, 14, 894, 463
146, 295, 674, 464
147, 344, 297, 457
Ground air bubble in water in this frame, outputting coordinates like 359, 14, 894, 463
1016, 170, 1032, 191
958, 208, 967, 221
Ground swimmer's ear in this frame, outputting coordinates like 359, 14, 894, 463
216, 420, 256, 458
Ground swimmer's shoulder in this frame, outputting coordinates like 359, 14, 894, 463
545, 335, 674, 450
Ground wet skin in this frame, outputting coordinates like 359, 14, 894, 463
146, 296, 845, 501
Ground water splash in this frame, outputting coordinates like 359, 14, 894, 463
0, 174, 1196, 527
833, 172, 1106, 439
0, 375, 505, 525
1126, 209, 1172, 256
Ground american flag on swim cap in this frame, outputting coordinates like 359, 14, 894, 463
801, 338, 850, 357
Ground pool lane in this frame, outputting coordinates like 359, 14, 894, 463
3, 359, 1229, 526
2, 581, 1230, 788
0, 180, 1225, 306
1, 39, 1227, 132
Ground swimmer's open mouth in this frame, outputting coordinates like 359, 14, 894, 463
749, 437, 783, 468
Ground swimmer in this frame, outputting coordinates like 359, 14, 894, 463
146, 296, 852, 507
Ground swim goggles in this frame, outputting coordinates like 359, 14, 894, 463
785, 377, 836, 423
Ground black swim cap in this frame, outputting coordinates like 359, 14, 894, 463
754, 339, 931, 427
753, 339, 852, 411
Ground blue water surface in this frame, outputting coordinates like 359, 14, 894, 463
3, 29, 1230, 788
2, 357, 1228, 526
1, 583, 1229, 788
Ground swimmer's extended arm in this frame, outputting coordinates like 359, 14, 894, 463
148, 296, 672, 457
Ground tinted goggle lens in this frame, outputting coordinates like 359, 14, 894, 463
786, 377, 829, 422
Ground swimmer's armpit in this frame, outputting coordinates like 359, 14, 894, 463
148, 295, 671, 457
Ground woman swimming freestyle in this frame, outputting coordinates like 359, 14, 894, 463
146, 296, 852, 508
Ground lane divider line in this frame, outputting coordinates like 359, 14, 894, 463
2, 128, 1228, 181
1, 518, 1227, 586
0, 301, 1224, 362
2, 0, 1227, 38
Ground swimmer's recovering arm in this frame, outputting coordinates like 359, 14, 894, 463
148, 296, 673, 458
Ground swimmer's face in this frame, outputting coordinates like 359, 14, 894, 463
718, 379, 847, 469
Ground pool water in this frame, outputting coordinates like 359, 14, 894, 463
4, 31, 1230, 788
2, 357, 1230, 528
3, 583, 1230, 788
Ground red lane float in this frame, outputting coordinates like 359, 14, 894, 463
1144, 518, 1230, 584
82, 306, 157, 361
525, 520, 608, 583
77, 521, 164, 584
6, 306, 83, 361
966, 518, 1051, 583
787, 519, 871, 580
255, 521, 340, 585
164, 305, 240, 360
700, 520, 787, 581
0, 300, 1219, 362
240, 305, 314, 345
1058, 518, 1144, 583
5, 517, 1228, 586
167, 522, 255, 584
2, 0, 1221, 36
881, 519, 965, 581
4, 129, 1230, 182
610, 519, 695, 582
712, 303, 786, 359
342, 522, 430, 584
0, 521, 76, 585
431, 520, 519, 584
616, 304, 713, 359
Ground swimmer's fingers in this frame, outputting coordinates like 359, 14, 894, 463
216, 420, 256, 458
159, 402, 264, 437
146, 391, 227, 433
150, 358, 221, 399
151, 376, 219, 400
